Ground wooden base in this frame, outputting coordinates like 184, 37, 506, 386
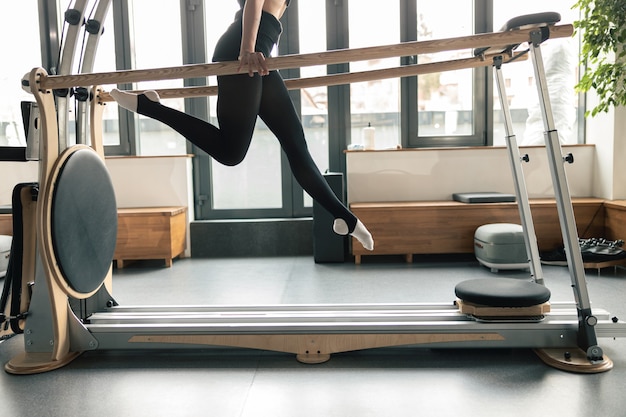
5, 351, 83, 375
128, 332, 505, 363
457, 299, 551, 318
534, 348, 613, 374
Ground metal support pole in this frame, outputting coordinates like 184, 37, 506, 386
76, 0, 112, 145
493, 56, 544, 285
528, 29, 602, 360
56, 0, 89, 151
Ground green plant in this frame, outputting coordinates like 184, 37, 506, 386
573, 0, 626, 116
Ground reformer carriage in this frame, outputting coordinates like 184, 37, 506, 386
3, 8, 625, 375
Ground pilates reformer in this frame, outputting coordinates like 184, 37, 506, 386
3, 10, 626, 375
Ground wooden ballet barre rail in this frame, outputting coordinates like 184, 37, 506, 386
38, 24, 573, 91
97, 51, 527, 102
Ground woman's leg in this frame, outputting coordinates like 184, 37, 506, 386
257, 72, 373, 250
110, 73, 263, 166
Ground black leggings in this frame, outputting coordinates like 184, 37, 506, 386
135, 71, 358, 231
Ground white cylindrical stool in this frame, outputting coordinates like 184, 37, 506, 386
0, 235, 12, 278
474, 223, 529, 273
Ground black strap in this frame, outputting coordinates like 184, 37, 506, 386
0, 182, 38, 336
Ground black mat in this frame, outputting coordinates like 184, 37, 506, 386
51, 148, 117, 294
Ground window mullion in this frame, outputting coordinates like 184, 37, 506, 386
326, 0, 350, 174
111, 0, 135, 155
400, 0, 417, 149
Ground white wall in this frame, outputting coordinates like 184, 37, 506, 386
106, 155, 195, 257
584, 93, 626, 200
105, 156, 194, 210
346, 145, 595, 203
0, 155, 194, 257
0, 161, 38, 206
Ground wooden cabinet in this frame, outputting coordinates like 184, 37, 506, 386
603, 200, 626, 241
114, 207, 187, 268
0, 214, 11, 236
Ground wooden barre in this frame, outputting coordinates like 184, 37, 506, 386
97, 51, 527, 102
39, 23, 573, 90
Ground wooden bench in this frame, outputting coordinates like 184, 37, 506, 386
350, 198, 607, 264
114, 207, 187, 268
1, 206, 188, 267
0, 206, 11, 236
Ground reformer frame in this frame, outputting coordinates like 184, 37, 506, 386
5, 12, 626, 375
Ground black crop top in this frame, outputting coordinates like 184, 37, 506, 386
237, 0, 291, 8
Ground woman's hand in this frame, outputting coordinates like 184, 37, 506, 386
238, 51, 269, 77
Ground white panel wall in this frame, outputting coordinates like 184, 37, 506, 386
0, 161, 38, 206
105, 156, 194, 209
0, 155, 194, 256
105, 155, 195, 257
346, 145, 595, 203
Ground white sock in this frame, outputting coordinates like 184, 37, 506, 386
333, 219, 374, 251
351, 220, 374, 251
110, 89, 160, 112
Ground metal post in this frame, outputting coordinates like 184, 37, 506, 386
76, 0, 113, 145
528, 29, 602, 360
493, 56, 544, 284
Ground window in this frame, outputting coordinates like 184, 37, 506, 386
130, 0, 187, 156
205, 2, 284, 211
21, 1, 583, 221
90, 4, 119, 147
492, 0, 581, 146
299, 0, 329, 208
349, 0, 401, 150
415, 0, 474, 139
0, 2, 41, 148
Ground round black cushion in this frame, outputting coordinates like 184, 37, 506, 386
51, 148, 117, 294
455, 278, 551, 307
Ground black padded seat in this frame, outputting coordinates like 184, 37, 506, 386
51, 147, 117, 294
473, 11, 561, 57
455, 278, 551, 307
501, 12, 561, 32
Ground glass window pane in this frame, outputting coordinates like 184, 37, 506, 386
492, 1, 580, 146
205, 3, 282, 210
131, 0, 187, 155
349, 0, 400, 150
0, 2, 40, 147
90, 5, 119, 146
416, 0, 473, 137
211, 121, 283, 210
299, 0, 328, 208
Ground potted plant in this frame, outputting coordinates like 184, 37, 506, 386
573, 0, 626, 116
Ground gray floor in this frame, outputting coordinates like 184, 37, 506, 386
2, 254, 626, 417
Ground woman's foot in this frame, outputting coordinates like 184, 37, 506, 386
110, 88, 160, 112
333, 218, 374, 251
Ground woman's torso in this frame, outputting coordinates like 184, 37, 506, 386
213, 0, 287, 61
238, 0, 289, 20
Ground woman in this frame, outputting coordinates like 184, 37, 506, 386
111, 0, 374, 251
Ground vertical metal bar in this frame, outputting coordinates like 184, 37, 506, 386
38, 0, 61, 74
57, 0, 90, 151
77, 0, 112, 145
181, 0, 212, 219
493, 57, 544, 284
528, 30, 601, 358
111, 0, 136, 155
326, 0, 351, 174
